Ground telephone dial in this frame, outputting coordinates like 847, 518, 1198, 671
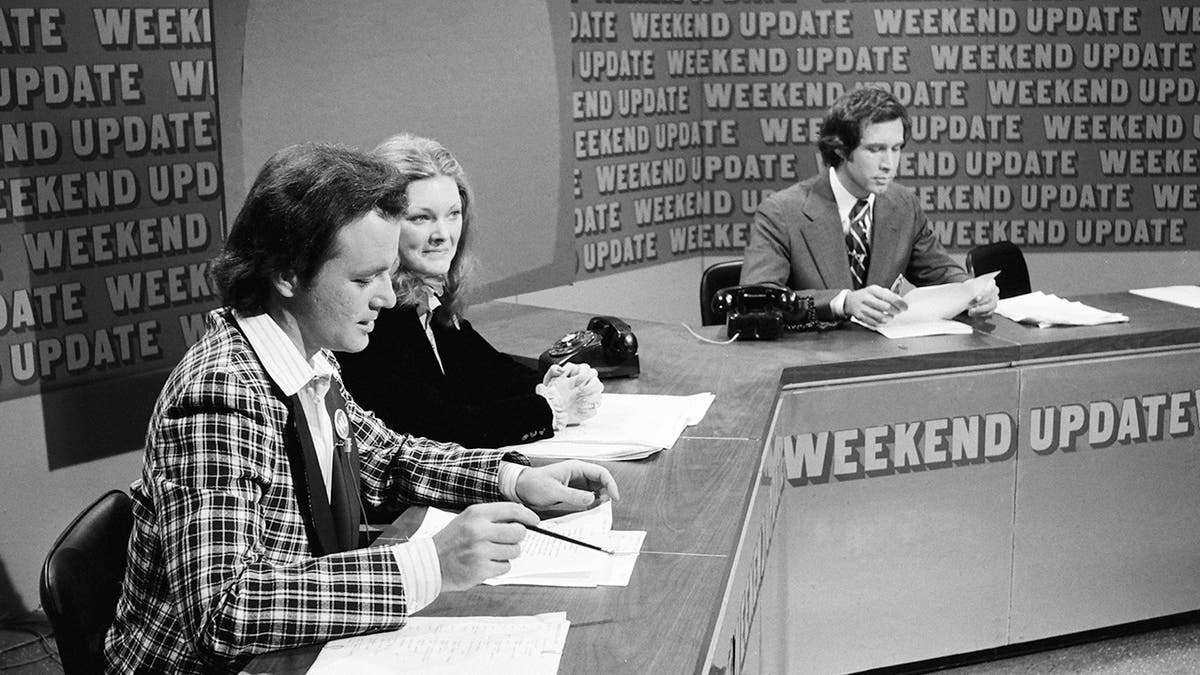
539, 316, 640, 380
712, 285, 812, 340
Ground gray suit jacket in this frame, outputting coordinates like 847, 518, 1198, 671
741, 172, 967, 320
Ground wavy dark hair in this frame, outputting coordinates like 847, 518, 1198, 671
209, 143, 406, 314
371, 133, 475, 325
817, 87, 911, 169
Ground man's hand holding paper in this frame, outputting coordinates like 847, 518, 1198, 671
844, 285, 909, 328
897, 271, 1000, 321
854, 271, 1000, 338
965, 275, 1000, 317
846, 273, 997, 328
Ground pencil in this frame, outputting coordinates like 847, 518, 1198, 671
528, 525, 613, 555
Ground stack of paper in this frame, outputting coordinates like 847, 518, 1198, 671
996, 291, 1130, 327
502, 392, 715, 460
857, 272, 998, 339
411, 501, 644, 588
309, 612, 569, 675
1130, 285, 1200, 308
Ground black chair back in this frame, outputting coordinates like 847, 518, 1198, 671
966, 241, 1032, 299
40, 490, 133, 675
700, 260, 744, 326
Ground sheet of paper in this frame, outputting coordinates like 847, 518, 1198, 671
513, 440, 660, 461
897, 271, 999, 321
309, 612, 569, 675
854, 272, 997, 338
871, 319, 974, 339
411, 502, 645, 587
996, 291, 1130, 327
1130, 285, 1200, 309
501, 392, 715, 460
595, 530, 645, 585
409, 506, 456, 540
486, 530, 646, 587
549, 392, 713, 447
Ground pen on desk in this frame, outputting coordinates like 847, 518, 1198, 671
528, 525, 614, 555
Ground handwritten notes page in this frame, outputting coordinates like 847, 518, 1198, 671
413, 501, 645, 587
309, 612, 569, 675
487, 501, 644, 587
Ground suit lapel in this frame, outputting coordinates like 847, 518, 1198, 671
287, 395, 341, 556
866, 189, 904, 287
801, 174, 854, 289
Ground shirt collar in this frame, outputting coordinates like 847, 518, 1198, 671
417, 294, 459, 331
419, 294, 443, 330
829, 166, 874, 222
234, 311, 336, 396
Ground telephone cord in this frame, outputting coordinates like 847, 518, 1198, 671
680, 322, 740, 345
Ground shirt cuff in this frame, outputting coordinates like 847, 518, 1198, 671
390, 539, 441, 614
498, 461, 525, 502
831, 289, 850, 318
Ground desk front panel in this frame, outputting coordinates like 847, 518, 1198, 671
1011, 347, 1200, 641
770, 369, 1021, 674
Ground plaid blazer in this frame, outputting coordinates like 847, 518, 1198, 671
105, 309, 521, 674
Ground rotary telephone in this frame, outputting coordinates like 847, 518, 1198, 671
712, 285, 820, 340
538, 316, 640, 379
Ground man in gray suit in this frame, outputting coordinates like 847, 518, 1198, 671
740, 87, 998, 328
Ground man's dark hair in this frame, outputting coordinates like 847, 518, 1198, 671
817, 87, 910, 169
209, 143, 405, 314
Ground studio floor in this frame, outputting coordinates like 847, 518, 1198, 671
4, 611, 1200, 674
934, 618, 1200, 674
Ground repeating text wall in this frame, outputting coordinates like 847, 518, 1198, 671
556, 0, 1200, 283
0, 1, 223, 467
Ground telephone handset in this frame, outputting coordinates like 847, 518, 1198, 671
538, 316, 640, 379
712, 285, 805, 340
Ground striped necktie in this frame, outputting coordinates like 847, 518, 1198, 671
846, 198, 871, 289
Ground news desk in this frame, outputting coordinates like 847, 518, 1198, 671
245, 292, 1200, 675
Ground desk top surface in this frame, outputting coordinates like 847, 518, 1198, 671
974, 291, 1200, 360
471, 293, 1200, 396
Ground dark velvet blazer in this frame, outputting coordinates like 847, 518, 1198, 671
337, 305, 554, 450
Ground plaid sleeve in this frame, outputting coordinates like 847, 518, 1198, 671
148, 366, 413, 664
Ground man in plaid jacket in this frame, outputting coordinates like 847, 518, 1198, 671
105, 143, 619, 673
